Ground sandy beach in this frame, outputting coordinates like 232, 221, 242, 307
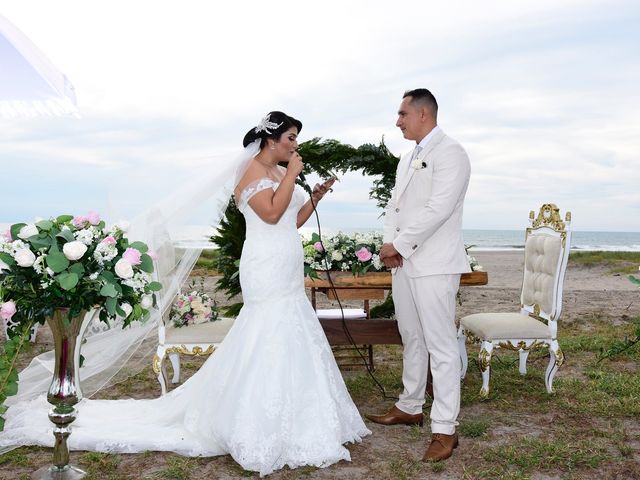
2, 251, 639, 479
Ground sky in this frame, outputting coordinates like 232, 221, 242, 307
1, 0, 639, 233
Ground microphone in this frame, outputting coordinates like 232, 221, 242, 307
298, 171, 312, 195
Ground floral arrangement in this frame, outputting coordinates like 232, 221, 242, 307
302, 232, 384, 277
170, 282, 218, 328
0, 212, 161, 331
465, 245, 483, 272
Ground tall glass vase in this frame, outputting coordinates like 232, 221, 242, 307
32, 308, 89, 480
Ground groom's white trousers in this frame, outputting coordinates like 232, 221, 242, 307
392, 269, 461, 435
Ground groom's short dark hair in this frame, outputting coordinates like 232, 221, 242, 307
403, 88, 438, 120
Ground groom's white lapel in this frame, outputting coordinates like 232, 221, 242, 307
396, 128, 445, 200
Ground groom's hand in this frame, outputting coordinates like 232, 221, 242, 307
380, 242, 399, 259
383, 254, 403, 268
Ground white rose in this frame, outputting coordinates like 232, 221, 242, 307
63, 241, 88, 261
332, 250, 343, 261
120, 303, 133, 318
15, 248, 36, 267
114, 259, 134, 279
18, 224, 39, 239
140, 295, 153, 309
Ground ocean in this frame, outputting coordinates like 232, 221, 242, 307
2, 222, 639, 252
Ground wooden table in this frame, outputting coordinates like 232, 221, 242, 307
306, 271, 488, 345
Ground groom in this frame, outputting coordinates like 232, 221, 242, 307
366, 88, 471, 461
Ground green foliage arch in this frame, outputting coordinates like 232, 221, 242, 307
210, 138, 399, 315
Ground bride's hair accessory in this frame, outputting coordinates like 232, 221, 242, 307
254, 114, 283, 135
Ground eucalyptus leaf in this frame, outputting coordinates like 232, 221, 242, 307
56, 229, 75, 242
10, 223, 26, 240
106, 297, 117, 315
100, 271, 115, 283
100, 283, 118, 298
139, 254, 153, 273
56, 215, 74, 223
0, 404, 7, 415
129, 241, 148, 253
69, 263, 85, 277
46, 251, 69, 273
0, 252, 15, 267
57, 272, 79, 290
148, 281, 162, 292
35, 220, 53, 231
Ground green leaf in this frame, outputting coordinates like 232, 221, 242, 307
69, 263, 85, 277
629, 275, 640, 286
3, 381, 18, 397
105, 297, 117, 315
116, 305, 126, 317
0, 416, 5, 431
0, 252, 16, 268
311, 232, 321, 243
35, 220, 53, 231
0, 404, 8, 415
10, 223, 26, 241
29, 235, 53, 250
100, 271, 115, 283
133, 304, 143, 320
56, 229, 75, 242
147, 281, 162, 292
46, 251, 69, 273
56, 215, 74, 224
100, 283, 118, 298
139, 254, 154, 273
57, 272, 79, 290
129, 242, 148, 254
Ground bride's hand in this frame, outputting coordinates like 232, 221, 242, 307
286, 151, 304, 178
311, 177, 336, 203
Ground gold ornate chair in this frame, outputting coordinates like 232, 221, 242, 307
153, 316, 235, 395
458, 204, 572, 397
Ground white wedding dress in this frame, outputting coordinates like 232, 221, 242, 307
0, 180, 370, 476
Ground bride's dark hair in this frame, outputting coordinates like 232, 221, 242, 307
242, 111, 302, 148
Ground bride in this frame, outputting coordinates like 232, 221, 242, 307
0, 111, 370, 476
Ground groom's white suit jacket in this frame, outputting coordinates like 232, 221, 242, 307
383, 128, 471, 277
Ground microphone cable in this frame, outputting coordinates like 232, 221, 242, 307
302, 178, 398, 402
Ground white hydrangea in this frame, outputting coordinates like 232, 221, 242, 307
74, 226, 100, 246
32, 254, 46, 274
11, 240, 27, 254
89, 272, 99, 280
93, 242, 118, 266
372, 254, 382, 270
122, 271, 152, 293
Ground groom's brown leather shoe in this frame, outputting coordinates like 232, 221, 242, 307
365, 406, 423, 427
422, 432, 459, 461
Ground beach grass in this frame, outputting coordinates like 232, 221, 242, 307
569, 251, 640, 273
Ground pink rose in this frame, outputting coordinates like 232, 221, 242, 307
3, 230, 12, 242
313, 241, 324, 252
73, 215, 87, 227
356, 247, 373, 262
122, 248, 142, 265
147, 249, 158, 260
0, 301, 17, 320
101, 235, 116, 246
87, 211, 100, 225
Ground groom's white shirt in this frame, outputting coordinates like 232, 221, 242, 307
383, 127, 471, 277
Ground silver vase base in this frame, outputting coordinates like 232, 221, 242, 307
32, 464, 86, 480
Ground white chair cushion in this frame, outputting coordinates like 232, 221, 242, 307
165, 317, 235, 344
522, 233, 562, 314
316, 308, 367, 320
461, 312, 551, 340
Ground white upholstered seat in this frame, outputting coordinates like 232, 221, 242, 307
153, 316, 235, 395
458, 204, 572, 397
